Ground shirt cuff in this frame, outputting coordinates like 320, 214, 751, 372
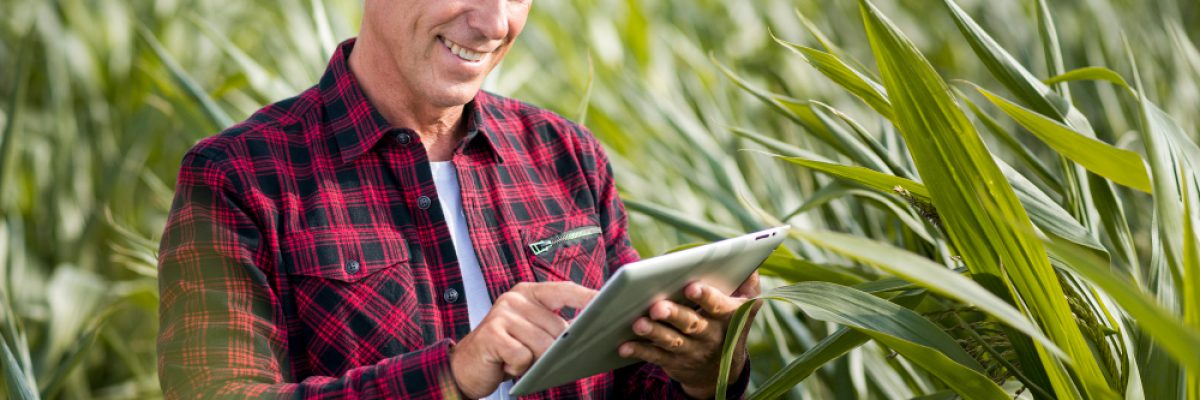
384, 338, 460, 398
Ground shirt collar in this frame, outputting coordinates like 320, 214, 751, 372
319, 38, 505, 165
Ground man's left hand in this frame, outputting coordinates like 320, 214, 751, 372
618, 272, 761, 399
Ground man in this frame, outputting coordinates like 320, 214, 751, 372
157, 0, 757, 398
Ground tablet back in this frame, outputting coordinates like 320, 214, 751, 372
510, 226, 789, 396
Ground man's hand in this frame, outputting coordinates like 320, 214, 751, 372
618, 272, 761, 399
450, 281, 597, 399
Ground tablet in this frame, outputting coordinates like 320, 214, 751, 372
509, 225, 790, 396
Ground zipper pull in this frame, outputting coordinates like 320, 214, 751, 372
529, 240, 553, 255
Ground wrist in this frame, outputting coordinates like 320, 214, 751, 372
680, 346, 748, 399
680, 383, 717, 399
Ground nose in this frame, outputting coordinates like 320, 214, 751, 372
469, 0, 509, 42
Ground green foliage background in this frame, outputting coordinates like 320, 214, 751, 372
1, 0, 1199, 398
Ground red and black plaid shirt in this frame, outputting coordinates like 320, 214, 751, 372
157, 39, 749, 399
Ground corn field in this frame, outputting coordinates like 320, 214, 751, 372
2, 0, 1200, 398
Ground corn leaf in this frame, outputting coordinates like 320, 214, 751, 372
976, 86, 1152, 193
774, 39, 894, 121
1043, 235, 1200, 373
748, 290, 928, 400
137, 25, 235, 130
1183, 177, 1200, 400
779, 155, 1106, 256
1044, 67, 1135, 97
1, 338, 37, 400
959, 91, 1061, 194
776, 156, 929, 198
858, 1, 1114, 398
794, 229, 1066, 359
718, 282, 1010, 400
759, 248, 867, 286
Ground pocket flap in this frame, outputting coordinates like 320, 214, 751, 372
284, 229, 410, 283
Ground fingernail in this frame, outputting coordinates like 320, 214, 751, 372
634, 319, 650, 335
619, 344, 632, 357
686, 285, 702, 299
652, 305, 669, 320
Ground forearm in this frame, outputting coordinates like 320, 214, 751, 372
160, 338, 458, 399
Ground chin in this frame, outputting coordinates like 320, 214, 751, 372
425, 83, 483, 108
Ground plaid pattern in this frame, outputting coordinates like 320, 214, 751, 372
157, 38, 749, 399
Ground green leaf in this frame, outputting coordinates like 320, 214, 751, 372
1042, 235, 1200, 373
1044, 67, 1136, 97
957, 88, 1061, 194
793, 229, 1066, 359
732, 128, 831, 163
1182, 172, 1200, 400
748, 290, 928, 400
806, 105, 895, 175
976, 86, 1152, 193
715, 60, 851, 156
940, 0, 1068, 123
784, 185, 937, 246
721, 282, 1011, 400
38, 325, 103, 399
309, 0, 337, 61
776, 156, 929, 198
778, 154, 1106, 257
997, 159, 1106, 256
0, 25, 33, 200
759, 248, 867, 286
1034, 0, 1068, 99
859, 1, 1115, 397
774, 39, 894, 121
1, 338, 38, 400
137, 24, 235, 130
747, 327, 868, 400
623, 199, 741, 242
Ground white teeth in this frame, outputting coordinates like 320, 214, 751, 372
441, 37, 484, 62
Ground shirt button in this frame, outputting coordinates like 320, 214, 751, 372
345, 259, 361, 275
443, 288, 460, 303
417, 196, 432, 210
394, 131, 413, 145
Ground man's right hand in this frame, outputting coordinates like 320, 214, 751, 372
450, 281, 597, 398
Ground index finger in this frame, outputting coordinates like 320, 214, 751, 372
525, 281, 598, 311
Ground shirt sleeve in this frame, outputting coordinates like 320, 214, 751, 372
157, 151, 461, 399
582, 132, 752, 400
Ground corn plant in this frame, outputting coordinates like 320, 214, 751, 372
698, 1, 1200, 399
3, 0, 1200, 398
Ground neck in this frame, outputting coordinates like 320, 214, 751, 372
348, 36, 466, 161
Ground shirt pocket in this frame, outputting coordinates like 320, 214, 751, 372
282, 228, 422, 376
521, 213, 608, 293
285, 228, 411, 282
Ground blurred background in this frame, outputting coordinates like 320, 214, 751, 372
1, 0, 1198, 398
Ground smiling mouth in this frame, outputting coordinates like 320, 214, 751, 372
438, 36, 486, 62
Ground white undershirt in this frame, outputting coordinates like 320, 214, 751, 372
430, 161, 513, 400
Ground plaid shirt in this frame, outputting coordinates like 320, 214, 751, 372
157, 39, 749, 399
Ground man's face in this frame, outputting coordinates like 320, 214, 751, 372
363, 0, 531, 108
